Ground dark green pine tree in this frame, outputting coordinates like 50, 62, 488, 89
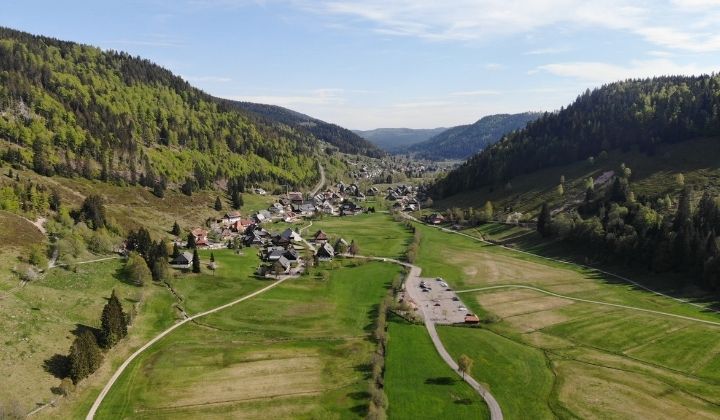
172, 242, 180, 259
187, 232, 196, 249
210, 252, 215, 263
69, 330, 103, 384
171, 221, 181, 236
100, 289, 128, 349
192, 249, 201, 273
537, 202, 552, 238
214, 196, 223, 211
232, 191, 243, 209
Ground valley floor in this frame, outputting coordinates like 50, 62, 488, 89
6, 210, 720, 419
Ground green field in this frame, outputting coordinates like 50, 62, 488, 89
309, 213, 412, 259
411, 220, 720, 419
168, 249, 267, 314
385, 320, 488, 420
437, 327, 556, 420
94, 261, 403, 419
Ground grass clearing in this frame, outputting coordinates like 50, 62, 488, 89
310, 213, 412, 259
411, 220, 720, 418
438, 326, 556, 420
384, 320, 487, 420
1, 258, 176, 416
94, 260, 403, 419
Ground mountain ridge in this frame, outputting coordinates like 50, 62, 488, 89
353, 127, 448, 152
402, 112, 542, 160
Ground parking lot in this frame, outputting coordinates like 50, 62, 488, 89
405, 274, 471, 324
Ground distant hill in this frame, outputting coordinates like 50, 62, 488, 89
353, 127, 447, 152
0, 26, 373, 192
432, 76, 720, 199
231, 102, 385, 158
402, 112, 542, 160
430, 74, 720, 294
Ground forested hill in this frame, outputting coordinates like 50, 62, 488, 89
433, 75, 720, 198
352, 127, 448, 152
230, 101, 385, 158
0, 27, 336, 190
402, 112, 541, 160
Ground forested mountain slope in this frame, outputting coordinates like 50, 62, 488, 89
231, 101, 385, 157
403, 112, 541, 160
431, 75, 720, 292
433, 76, 720, 197
353, 127, 447, 152
0, 27, 348, 191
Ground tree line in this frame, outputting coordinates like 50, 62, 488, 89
537, 168, 720, 292
433, 75, 720, 198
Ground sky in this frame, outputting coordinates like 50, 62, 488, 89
2, 0, 720, 129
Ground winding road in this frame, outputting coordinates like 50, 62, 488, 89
85, 275, 294, 420
348, 255, 504, 420
309, 162, 326, 197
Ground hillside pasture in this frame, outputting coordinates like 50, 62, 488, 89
94, 261, 403, 419
412, 221, 720, 419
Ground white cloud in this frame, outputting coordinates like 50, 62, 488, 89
536, 59, 716, 83
301, 0, 720, 52
524, 47, 571, 55
484, 63, 504, 70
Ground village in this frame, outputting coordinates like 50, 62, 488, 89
168, 180, 426, 278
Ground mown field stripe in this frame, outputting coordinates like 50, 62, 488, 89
457, 285, 720, 328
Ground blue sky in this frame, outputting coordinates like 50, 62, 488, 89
2, 0, 720, 129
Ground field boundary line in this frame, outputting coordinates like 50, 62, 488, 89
85, 276, 292, 419
457, 284, 720, 327
402, 214, 720, 314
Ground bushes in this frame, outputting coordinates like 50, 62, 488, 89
368, 292, 393, 418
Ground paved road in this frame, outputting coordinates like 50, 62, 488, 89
309, 163, 325, 197
349, 255, 503, 420
86, 275, 294, 420
458, 284, 720, 327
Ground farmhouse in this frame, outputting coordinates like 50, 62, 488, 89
313, 230, 329, 243
191, 228, 209, 247
287, 191, 304, 204
315, 242, 335, 261
170, 251, 193, 268
222, 211, 242, 225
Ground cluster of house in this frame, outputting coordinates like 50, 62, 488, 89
251, 227, 338, 275
384, 184, 422, 212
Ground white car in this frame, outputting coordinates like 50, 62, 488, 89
458, 306, 467, 311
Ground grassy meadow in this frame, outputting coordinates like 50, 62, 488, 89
385, 319, 488, 420
411, 220, 720, 419
310, 213, 413, 259
94, 260, 403, 419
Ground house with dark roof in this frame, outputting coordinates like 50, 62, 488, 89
315, 242, 335, 261
275, 256, 291, 273
170, 252, 193, 268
